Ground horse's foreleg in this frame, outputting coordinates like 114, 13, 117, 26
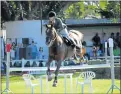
46, 58, 53, 81
53, 60, 62, 87
46, 60, 51, 74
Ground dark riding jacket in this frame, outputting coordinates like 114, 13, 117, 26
49, 17, 67, 32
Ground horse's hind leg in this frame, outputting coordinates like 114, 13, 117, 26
53, 60, 62, 87
46, 58, 53, 81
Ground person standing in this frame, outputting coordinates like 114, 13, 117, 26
92, 33, 101, 47
29, 41, 37, 59
10, 46, 15, 60
115, 32, 120, 48
37, 47, 43, 59
101, 32, 107, 54
15, 43, 21, 60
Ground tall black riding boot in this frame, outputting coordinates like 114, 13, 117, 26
69, 38, 80, 49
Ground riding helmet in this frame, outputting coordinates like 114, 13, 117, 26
48, 11, 56, 17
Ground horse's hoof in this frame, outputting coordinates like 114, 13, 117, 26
53, 83, 57, 87
53, 80, 57, 87
48, 75, 52, 81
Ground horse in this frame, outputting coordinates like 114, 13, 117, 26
45, 24, 83, 87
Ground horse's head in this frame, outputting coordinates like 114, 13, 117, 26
45, 24, 57, 47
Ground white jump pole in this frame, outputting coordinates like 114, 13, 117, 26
107, 38, 120, 94
0, 37, 1, 63
105, 42, 108, 63
2, 43, 13, 94
6, 52, 10, 89
0, 37, 2, 94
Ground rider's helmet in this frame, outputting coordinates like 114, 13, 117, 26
48, 11, 56, 17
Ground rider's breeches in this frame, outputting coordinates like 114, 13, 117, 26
59, 28, 79, 45
59, 28, 69, 37
60, 28, 75, 41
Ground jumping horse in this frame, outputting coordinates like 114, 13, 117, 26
45, 24, 83, 87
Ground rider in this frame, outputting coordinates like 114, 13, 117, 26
48, 11, 80, 48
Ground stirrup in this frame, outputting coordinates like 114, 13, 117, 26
76, 45, 80, 49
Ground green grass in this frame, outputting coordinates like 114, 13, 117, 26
1, 75, 120, 94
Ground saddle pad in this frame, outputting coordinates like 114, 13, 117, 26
62, 37, 71, 46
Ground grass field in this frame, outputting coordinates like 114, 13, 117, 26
1, 74, 120, 94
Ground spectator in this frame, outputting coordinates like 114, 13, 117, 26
101, 32, 107, 53
89, 46, 102, 57
115, 32, 120, 48
37, 47, 44, 59
113, 45, 120, 56
12, 42, 16, 50
15, 43, 21, 60
96, 46, 102, 56
10, 46, 15, 60
29, 41, 37, 59
92, 33, 101, 47
119, 33, 121, 48
82, 41, 86, 46
101, 33, 107, 43
110, 32, 115, 40
89, 46, 97, 57
109, 33, 116, 49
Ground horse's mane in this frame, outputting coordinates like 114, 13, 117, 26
52, 27, 63, 44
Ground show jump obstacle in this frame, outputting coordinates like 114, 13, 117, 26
2, 43, 14, 94
106, 38, 120, 94
1, 38, 120, 94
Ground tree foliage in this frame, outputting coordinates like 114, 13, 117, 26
64, 1, 120, 19
1, 1, 73, 23
1, 1, 120, 26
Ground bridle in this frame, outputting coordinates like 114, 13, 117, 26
51, 30, 57, 42
46, 28, 58, 47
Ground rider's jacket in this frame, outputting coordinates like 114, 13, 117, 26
49, 17, 67, 32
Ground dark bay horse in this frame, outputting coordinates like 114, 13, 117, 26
45, 24, 83, 87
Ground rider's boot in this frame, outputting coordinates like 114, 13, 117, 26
68, 37, 80, 49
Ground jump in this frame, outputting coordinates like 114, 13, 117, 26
45, 13, 83, 86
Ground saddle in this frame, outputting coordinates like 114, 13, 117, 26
62, 36, 77, 48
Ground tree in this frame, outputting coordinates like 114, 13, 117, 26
64, 1, 85, 19
64, 1, 120, 19
1, 1, 73, 23
1, 1, 120, 28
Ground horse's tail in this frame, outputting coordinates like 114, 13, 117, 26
70, 30, 84, 41
79, 32, 83, 41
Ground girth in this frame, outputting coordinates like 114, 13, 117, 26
49, 44, 58, 59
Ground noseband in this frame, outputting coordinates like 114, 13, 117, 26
47, 29, 58, 46
51, 31, 57, 42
